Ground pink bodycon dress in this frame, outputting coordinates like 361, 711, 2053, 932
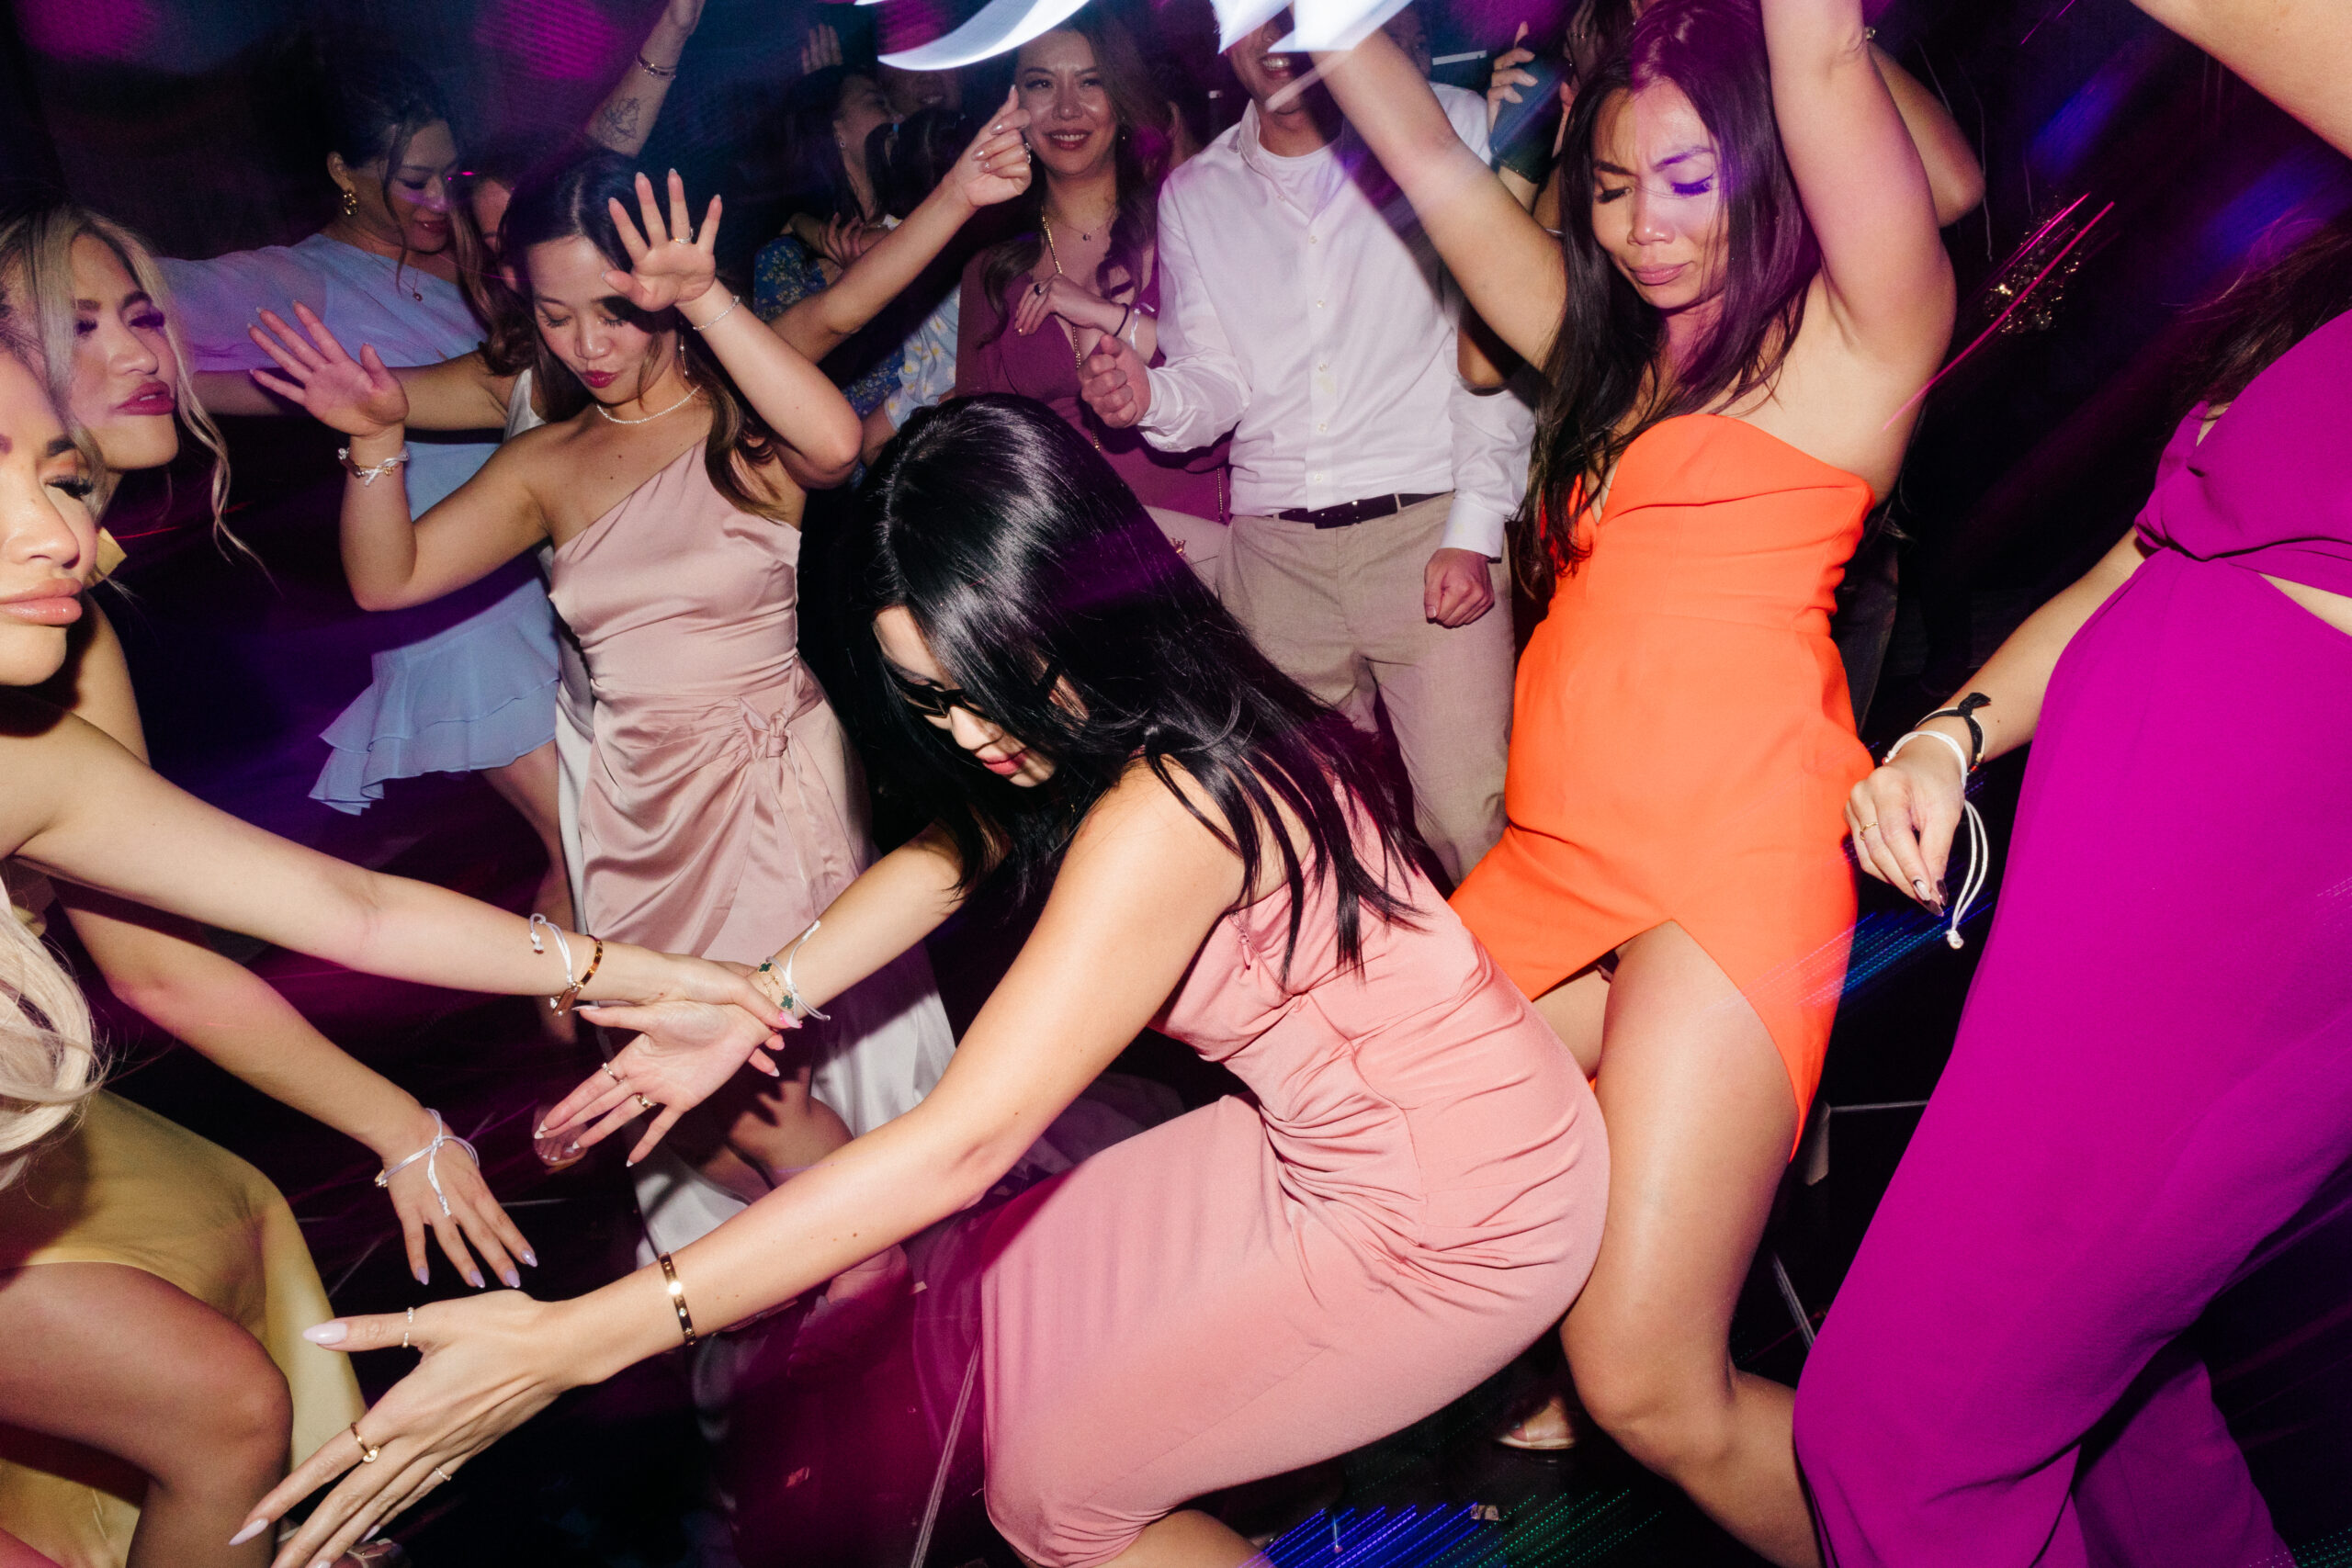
978, 825, 1608, 1566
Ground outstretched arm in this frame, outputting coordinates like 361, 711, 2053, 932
6, 714, 781, 1026
243, 767, 1245, 1568
200, 352, 517, 431
585, 0, 705, 155
47, 611, 531, 1286
247, 305, 548, 609
2131, 0, 2352, 155
1762, 0, 1952, 373
606, 172, 863, 488
1315, 28, 1566, 365
773, 96, 1034, 365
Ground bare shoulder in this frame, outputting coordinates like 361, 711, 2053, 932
1056, 759, 1250, 923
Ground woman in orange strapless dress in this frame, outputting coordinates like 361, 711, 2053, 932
1322, 2, 1957, 1562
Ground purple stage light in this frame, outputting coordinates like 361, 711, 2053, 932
473, 0, 628, 82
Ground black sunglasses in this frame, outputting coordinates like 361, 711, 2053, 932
886, 659, 1063, 725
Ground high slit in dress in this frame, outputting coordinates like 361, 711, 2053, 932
1451, 414, 1874, 1119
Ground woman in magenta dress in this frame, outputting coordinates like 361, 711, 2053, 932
956, 14, 1230, 582
244, 395, 1608, 1568
1796, 3, 2352, 1562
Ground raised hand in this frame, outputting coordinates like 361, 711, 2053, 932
1080, 331, 1153, 429
247, 302, 408, 436
604, 169, 721, 314
236, 1292, 580, 1568
538, 993, 792, 1167
1487, 22, 1538, 132
949, 89, 1035, 210
798, 20, 843, 77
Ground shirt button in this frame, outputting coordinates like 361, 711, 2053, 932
1308, 234, 1318, 244
1315, 299, 1325, 308
1317, 423, 1327, 432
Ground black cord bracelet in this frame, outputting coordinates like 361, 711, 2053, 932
1918, 692, 1992, 770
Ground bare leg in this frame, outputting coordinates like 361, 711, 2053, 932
1499, 964, 1612, 1447
0, 1263, 290, 1568
1018, 1508, 1261, 1568
483, 743, 573, 1045
1561, 922, 1816, 1567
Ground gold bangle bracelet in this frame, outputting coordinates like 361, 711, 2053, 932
658, 1251, 697, 1346
557, 936, 605, 1015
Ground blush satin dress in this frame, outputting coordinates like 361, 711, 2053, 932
1796, 310, 2352, 1567
547, 447, 956, 1249
979, 823, 1607, 1567
1451, 414, 1875, 1120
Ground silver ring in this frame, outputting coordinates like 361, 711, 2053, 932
432, 1465, 455, 1485
634, 1093, 654, 1111
401, 1305, 415, 1350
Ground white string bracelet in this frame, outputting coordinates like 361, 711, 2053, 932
1883, 728, 1989, 950
337, 445, 412, 487
527, 912, 577, 1010
783, 919, 829, 1021
376, 1109, 480, 1217
690, 292, 742, 333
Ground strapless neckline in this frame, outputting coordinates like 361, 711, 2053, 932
1603, 414, 1877, 515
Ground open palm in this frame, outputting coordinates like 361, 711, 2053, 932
605, 168, 720, 314
540, 994, 788, 1165
247, 302, 408, 437
951, 89, 1036, 210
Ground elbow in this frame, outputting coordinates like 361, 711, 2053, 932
345, 574, 414, 613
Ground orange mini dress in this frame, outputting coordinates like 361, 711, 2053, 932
1452, 414, 1874, 1120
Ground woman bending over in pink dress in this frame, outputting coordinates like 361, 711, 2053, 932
243, 394, 1611, 1568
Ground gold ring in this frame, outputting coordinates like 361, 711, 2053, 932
601, 1061, 623, 1084
635, 1093, 654, 1111
1858, 821, 1880, 834
401, 1305, 414, 1350
350, 1421, 381, 1464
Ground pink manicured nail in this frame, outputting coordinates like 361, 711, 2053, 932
227, 1517, 267, 1545
302, 1320, 348, 1345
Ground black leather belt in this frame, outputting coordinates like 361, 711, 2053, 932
1273, 491, 1444, 529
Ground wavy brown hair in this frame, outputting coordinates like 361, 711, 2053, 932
2177, 207, 2352, 413
972, 13, 1170, 345
1521, 0, 1818, 599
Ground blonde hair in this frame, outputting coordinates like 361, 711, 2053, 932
0, 905, 99, 1188
0, 203, 237, 547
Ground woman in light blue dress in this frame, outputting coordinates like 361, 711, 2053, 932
167, 45, 567, 924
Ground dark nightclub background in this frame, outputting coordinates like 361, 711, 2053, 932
5, 0, 2352, 1564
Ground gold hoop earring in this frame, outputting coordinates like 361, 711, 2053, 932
339, 186, 359, 217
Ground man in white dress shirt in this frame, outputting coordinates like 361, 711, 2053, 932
1081, 13, 1533, 883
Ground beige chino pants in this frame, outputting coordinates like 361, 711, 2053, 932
1219, 493, 1511, 883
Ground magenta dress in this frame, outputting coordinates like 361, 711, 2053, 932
956, 254, 1227, 522
1795, 310, 2352, 1565
980, 825, 1606, 1566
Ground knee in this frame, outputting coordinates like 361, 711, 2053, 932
1568, 1338, 1736, 1479
158, 1342, 292, 1488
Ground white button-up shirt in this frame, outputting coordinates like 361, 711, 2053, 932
1136, 85, 1534, 557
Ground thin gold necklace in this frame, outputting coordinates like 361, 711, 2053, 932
595, 383, 701, 425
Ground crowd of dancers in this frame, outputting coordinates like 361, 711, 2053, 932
1, 0, 2348, 1564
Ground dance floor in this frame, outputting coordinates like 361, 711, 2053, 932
65, 423, 2352, 1566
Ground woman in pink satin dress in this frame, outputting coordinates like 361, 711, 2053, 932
249, 397, 1608, 1568
247, 146, 1019, 1232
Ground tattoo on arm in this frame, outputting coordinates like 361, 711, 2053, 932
597, 100, 644, 144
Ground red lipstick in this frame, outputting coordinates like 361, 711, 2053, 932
118, 380, 175, 417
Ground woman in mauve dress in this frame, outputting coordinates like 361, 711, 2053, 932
1797, 3, 2352, 1562
247, 148, 1025, 1252
246, 393, 1607, 1568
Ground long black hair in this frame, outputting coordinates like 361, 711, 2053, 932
973, 13, 1169, 345
2177, 207, 2352, 414
1523, 0, 1819, 598
840, 396, 1418, 969
495, 151, 791, 521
